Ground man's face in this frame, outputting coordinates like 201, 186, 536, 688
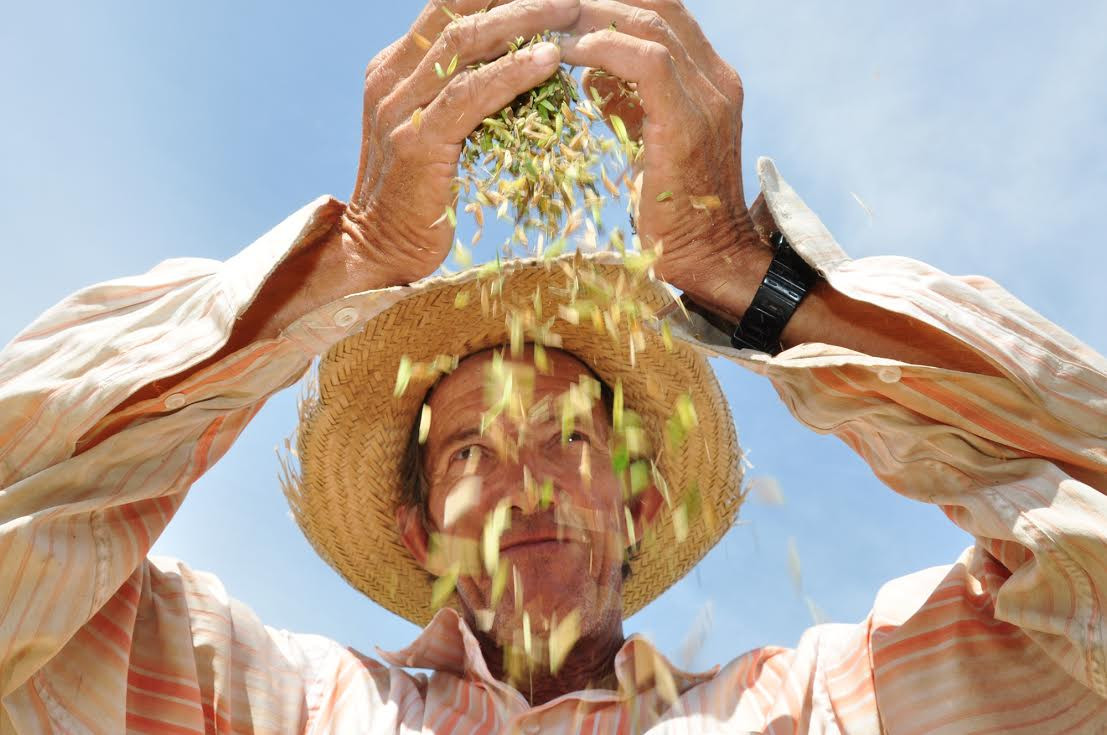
403, 346, 643, 647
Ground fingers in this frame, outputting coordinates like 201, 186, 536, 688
419, 42, 563, 144
560, 31, 690, 134
570, 1, 710, 141
410, 0, 509, 44
370, 0, 578, 97
572, 1, 698, 83
397, 0, 513, 71
390, 0, 582, 122
567, 0, 741, 108
366, 1, 511, 93
602, 0, 740, 98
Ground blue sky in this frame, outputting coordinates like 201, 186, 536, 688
2, 1, 1104, 671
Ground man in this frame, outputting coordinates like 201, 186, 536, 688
1, 0, 1104, 732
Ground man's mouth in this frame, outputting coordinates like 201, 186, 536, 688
500, 534, 576, 553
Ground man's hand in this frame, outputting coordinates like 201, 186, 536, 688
342, 0, 583, 286
559, 1, 766, 286
110, 0, 586, 413
557, 5, 1000, 376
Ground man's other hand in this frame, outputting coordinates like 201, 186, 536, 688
560, 1, 766, 285
342, 0, 582, 286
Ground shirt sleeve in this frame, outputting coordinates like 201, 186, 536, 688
0, 196, 403, 699
671, 158, 1107, 700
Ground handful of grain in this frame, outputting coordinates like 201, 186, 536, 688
452, 33, 643, 261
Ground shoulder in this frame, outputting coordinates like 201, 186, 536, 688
145, 556, 416, 728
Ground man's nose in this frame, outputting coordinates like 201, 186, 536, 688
499, 465, 535, 515
498, 451, 554, 515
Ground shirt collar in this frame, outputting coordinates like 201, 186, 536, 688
376, 608, 494, 682
612, 635, 720, 700
376, 608, 719, 703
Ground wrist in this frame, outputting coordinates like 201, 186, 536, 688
339, 205, 431, 289
662, 228, 773, 325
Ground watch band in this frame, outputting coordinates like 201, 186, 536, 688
730, 232, 817, 355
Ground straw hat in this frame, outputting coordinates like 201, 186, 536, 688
284, 252, 744, 627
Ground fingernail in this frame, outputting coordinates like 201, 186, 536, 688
530, 42, 560, 66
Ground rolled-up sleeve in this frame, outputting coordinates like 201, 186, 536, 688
0, 197, 402, 730
672, 159, 1107, 703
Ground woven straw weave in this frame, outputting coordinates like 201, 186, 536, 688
286, 254, 744, 626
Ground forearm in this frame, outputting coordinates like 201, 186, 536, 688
0, 200, 379, 688
117, 207, 403, 412
671, 196, 1001, 377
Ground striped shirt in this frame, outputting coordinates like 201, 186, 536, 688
1, 159, 1105, 733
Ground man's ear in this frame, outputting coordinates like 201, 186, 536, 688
630, 485, 665, 542
396, 504, 430, 568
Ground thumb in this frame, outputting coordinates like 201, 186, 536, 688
582, 69, 644, 142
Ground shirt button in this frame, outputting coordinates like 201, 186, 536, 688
165, 393, 187, 410
521, 722, 541, 734
333, 306, 359, 327
878, 366, 902, 384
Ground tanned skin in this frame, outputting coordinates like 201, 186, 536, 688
397, 345, 663, 704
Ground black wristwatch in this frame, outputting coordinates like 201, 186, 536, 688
730, 232, 818, 355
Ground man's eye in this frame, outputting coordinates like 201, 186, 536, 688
453, 445, 480, 462
566, 431, 588, 445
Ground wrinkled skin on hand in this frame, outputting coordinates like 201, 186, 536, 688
559, 0, 766, 283
341, 0, 584, 286
341, 0, 763, 290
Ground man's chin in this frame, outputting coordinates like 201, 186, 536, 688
476, 581, 594, 632
461, 566, 620, 641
